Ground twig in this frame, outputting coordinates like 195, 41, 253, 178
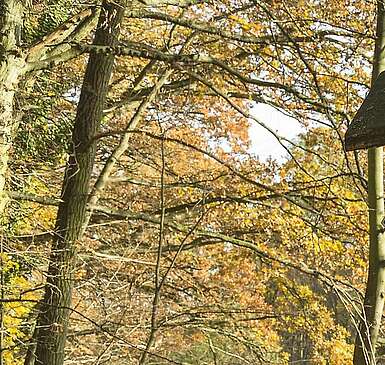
139, 130, 166, 364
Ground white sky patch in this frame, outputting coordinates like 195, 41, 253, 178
249, 103, 303, 162
63, 87, 81, 103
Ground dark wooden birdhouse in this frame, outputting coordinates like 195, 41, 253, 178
345, 71, 385, 151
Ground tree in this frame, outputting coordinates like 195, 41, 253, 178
0, 0, 382, 364
27, 2, 125, 365
0, 0, 25, 215
352, 2, 385, 364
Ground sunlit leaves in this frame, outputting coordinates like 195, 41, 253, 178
0, 254, 38, 365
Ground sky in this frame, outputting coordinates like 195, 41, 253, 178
249, 103, 303, 162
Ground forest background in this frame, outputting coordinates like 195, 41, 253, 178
0, 0, 379, 364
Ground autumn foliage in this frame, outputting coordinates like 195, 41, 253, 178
0, 0, 380, 364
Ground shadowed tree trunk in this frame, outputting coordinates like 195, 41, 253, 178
31, 2, 125, 364
353, 2, 385, 364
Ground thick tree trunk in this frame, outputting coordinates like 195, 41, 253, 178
0, 0, 25, 215
353, 2, 385, 364
31, 3, 124, 365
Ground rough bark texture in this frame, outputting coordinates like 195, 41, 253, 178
0, 0, 25, 215
32, 3, 124, 365
345, 71, 385, 151
353, 2, 385, 364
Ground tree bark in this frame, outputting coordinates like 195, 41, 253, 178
0, 0, 26, 215
353, 2, 385, 364
31, 2, 125, 365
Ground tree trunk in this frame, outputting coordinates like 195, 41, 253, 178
31, 3, 124, 365
0, 0, 26, 215
353, 2, 385, 364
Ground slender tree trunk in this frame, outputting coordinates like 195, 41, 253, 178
353, 2, 385, 364
31, 3, 124, 365
0, 0, 26, 215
